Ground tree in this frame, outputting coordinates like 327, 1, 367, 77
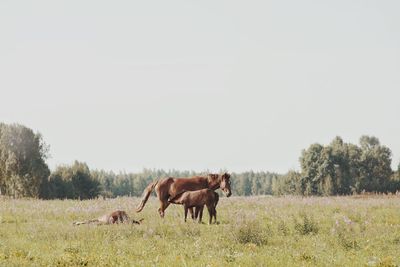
328, 137, 362, 194
357, 136, 392, 192
272, 171, 301, 195
297, 135, 397, 195
251, 175, 262, 195
0, 123, 50, 197
299, 143, 335, 195
359, 135, 380, 149
91, 170, 115, 198
43, 161, 100, 199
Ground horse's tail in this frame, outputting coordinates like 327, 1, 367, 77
136, 180, 159, 212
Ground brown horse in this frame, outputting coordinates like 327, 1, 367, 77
73, 210, 143, 225
168, 189, 219, 224
136, 173, 231, 217
194, 191, 219, 224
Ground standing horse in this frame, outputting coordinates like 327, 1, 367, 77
135, 173, 231, 218
168, 189, 219, 224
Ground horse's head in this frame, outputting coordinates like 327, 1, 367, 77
219, 172, 232, 197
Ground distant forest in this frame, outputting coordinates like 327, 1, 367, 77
1, 123, 399, 199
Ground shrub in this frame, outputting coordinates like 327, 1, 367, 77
332, 216, 360, 250
231, 219, 270, 246
277, 219, 290, 236
293, 213, 319, 235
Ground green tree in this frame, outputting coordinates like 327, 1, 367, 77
251, 175, 262, 195
328, 137, 362, 194
0, 123, 50, 197
299, 143, 334, 195
272, 171, 301, 195
357, 136, 392, 192
44, 161, 100, 199
298, 135, 395, 195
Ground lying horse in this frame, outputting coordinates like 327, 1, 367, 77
168, 189, 219, 224
136, 173, 231, 218
73, 210, 143, 225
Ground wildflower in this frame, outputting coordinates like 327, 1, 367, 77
343, 216, 352, 225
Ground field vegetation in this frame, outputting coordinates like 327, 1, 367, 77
1, 123, 400, 200
1, 195, 399, 266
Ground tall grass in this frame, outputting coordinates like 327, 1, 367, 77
0, 195, 399, 266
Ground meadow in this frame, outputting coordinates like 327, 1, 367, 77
0, 195, 399, 267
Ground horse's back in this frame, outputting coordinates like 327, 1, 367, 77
168, 176, 208, 193
156, 176, 208, 198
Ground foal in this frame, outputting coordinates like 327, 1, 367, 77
73, 210, 143, 225
168, 189, 219, 224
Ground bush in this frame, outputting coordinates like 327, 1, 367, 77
231, 219, 270, 246
294, 213, 319, 235
332, 216, 360, 250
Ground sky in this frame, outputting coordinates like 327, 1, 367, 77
0, 0, 399, 173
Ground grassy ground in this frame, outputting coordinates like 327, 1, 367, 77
0, 195, 399, 267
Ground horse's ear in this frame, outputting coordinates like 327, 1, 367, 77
223, 172, 230, 179
209, 174, 218, 180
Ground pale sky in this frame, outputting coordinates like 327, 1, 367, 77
1, 0, 399, 173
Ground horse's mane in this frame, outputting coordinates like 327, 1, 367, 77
207, 173, 223, 190
207, 173, 220, 183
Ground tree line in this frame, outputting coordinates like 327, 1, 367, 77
41, 165, 279, 199
0, 123, 399, 199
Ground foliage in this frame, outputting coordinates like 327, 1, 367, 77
41, 161, 100, 199
293, 213, 319, 235
272, 170, 301, 195
294, 136, 398, 196
231, 218, 270, 246
91, 169, 279, 199
332, 215, 361, 250
1, 122, 399, 199
0, 123, 49, 197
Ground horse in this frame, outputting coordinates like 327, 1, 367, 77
194, 191, 219, 224
168, 189, 219, 224
135, 172, 231, 218
73, 210, 143, 225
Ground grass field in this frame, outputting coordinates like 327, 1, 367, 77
1, 195, 399, 267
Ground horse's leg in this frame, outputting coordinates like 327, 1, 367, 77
194, 207, 199, 220
184, 206, 188, 222
214, 207, 217, 224
155, 183, 170, 218
198, 206, 204, 223
207, 205, 213, 225
189, 207, 195, 220
158, 200, 170, 218
156, 184, 170, 218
